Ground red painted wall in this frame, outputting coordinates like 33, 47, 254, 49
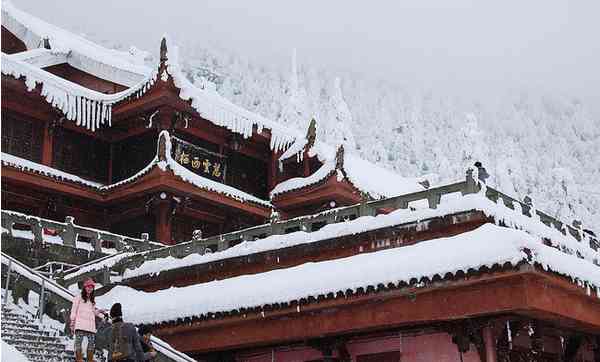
234, 332, 480, 362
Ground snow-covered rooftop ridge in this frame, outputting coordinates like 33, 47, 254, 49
270, 158, 336, 197
100, 223, 600, 326
2, 1, 151, 80
272, 140, 425, 199
122, 193, 599, 280
1, 54, 158, 131
1, 152, 103, 188
161, 37, 299, 152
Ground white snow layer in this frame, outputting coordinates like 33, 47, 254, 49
2, 1, 151, 83
271, 140, 424, 198
123, 194, 599, 281
1, 152, 103, 188
1, 340, 31, 362
99, 223, 600, 325
162, 37, 298, 152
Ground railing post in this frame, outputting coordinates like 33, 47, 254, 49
38, 279, 46, 321
427, 193, 441, 209
101, 266, 111, 286
140, 233, 150, 250
63, 216, 76, 247
115, 236, 124, 252
30, 218, 43, 244
463, 168, 479, 195
3, 259, 12, 306
92, 233, 102, 253
2, 214, 15, 239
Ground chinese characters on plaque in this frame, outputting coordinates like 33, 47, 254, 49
172, 137, 226, 182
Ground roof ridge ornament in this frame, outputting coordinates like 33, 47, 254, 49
305, 118, 317, 151
160, 36, 168, 63
335, 144, 345, 171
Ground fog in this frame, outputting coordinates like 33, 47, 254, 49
16, 0, 600, 111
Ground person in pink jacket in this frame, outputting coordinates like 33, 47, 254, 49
70, 278, 106, 362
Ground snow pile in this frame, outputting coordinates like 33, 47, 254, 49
2, 1, 150, 82
270, 158, 336, 197
1, 339, 31, 362
63, 252, 134, 280
162, 37, 299, 152
272, 140, 424, 198
100, 223, 600, 325
123, 193, 598, 279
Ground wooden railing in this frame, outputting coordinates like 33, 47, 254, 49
1, 211, 162, 253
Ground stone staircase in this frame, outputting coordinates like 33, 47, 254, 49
1, 305, 76, 362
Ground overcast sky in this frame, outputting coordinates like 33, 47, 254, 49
16, 0, 600, 108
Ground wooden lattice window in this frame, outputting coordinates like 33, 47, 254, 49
1, 113, 43, 162
227, 152, 268, 199
112, 131, 157, 182
52, 127, 109, 182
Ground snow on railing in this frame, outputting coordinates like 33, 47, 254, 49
1, 210, 161, 254
118, 171, 599, 280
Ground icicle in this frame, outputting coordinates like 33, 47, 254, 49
101, 103, 107, 125
108, 106, 112, 127
91, 101, 97, 132
76, 96, 82, 126
87, 99, 92, 130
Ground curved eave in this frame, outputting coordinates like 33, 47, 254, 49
135, 267, 600, 356
271, 171, 362, 212
1, 156, 270, 218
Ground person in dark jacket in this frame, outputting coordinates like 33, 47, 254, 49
137, 325, 155, 356
105, 303, 156, 362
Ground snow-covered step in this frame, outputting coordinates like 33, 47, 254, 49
1, 304, 78, 362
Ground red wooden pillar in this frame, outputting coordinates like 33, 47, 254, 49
483, 326, 497, 362
268, 151, 278, 192
108, 144, 114, 183
42, 122, 53, 166
155, 195, 173, 245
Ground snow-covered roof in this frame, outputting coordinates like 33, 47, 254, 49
2, 1, 151, 84
1, 54, 158, 131
1, 152, 103, 188
161, 38, 298, 152
272, 141, 425, 199
99, 222, 600, 326
122, 193, 599, 280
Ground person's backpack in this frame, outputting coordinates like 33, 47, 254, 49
111, 322, 132, 361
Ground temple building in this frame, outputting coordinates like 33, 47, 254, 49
1, 3, 599, 362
